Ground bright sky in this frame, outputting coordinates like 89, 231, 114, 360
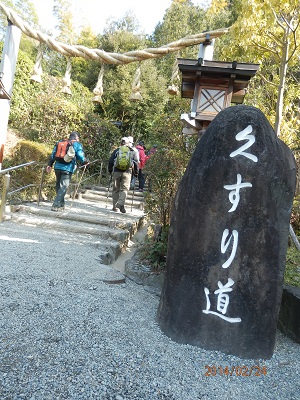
31, 0, 211, 36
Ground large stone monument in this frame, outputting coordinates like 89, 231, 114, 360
157, 105, 296, 359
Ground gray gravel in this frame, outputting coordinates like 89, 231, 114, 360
0, 220, 299, 400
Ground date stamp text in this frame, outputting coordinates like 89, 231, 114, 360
204, 365, 267, 377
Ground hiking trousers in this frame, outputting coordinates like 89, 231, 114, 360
138, 169, 145, 190
53, 170, 72, 208
112, 170, 131, 207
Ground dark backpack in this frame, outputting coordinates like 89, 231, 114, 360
114, 145, 132, 170
54, 140, 75, 163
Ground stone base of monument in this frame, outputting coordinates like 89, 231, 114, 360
125, 254, 165, 296
278, 285, 300, 344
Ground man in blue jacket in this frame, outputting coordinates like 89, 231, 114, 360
46, 131, 86, 211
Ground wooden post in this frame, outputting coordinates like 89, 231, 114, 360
0, 19, 21, 170
0, 173, 10, 223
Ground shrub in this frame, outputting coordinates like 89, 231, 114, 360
291, 195, 300, 235
81, 114, 122, 165
285, 246, 300, 288
144, 146, 188, 228
139, 225, 169, 273
3, 140, 55, 202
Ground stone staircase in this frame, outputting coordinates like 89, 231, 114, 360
4, 184, 146, 266
81, 183, 145, 212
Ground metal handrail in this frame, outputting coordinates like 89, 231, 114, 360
0, 159, 106, 223
0, 161, 37, 175
0, 161, 38, 222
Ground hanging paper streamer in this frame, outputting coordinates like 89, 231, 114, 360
129, 64, 143, 101
92, 65, 104, 103
61, 58, 72, 95
167, 56, 180, 95
30, 44, 43, 83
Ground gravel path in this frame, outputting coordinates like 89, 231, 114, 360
0, 220, 299, 400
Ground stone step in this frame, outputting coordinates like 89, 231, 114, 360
88, 184, 146, 194
6, 196, 145, 266
82, 192, 144, 209
81, 186, 145, 210
16, 204, 140, 233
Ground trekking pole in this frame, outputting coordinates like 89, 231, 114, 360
106, 172, 113, 208
69, 164, 88, 208
131, 175, 136, 212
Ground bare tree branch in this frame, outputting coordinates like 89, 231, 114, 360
251, 40, 279, 58
256, 71, 278, 88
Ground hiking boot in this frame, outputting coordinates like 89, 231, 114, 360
51, 206, 64, 212
112, 206, 118, 212
116, 204, 126, 213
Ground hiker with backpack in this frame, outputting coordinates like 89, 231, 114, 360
128, 136, 140, 190
135, 140, 149, 192
46, 131, 88, 211
108, 136, 138, 213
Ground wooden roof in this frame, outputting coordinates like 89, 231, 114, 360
177, 59, 259, 104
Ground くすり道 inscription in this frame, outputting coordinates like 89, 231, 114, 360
157, 105, 296, 359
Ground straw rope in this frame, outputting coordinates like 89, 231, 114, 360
0, 2, 229, 66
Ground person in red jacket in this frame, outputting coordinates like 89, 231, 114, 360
136, 141, 149, 192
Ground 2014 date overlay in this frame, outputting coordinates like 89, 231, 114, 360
204, 365, 267, 377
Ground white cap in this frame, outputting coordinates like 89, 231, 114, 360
121, 136, 129, 144
128, 136, 134, 144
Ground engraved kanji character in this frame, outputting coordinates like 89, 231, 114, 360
203, 278, 241, 323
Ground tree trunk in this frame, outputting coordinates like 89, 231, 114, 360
274, 25, 290, 137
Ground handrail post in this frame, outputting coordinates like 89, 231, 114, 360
72, 169, 79, 199
98, 162, 103, 185
0, 173, 11, 223
37, 165, 46, 206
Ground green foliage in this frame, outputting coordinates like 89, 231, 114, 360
291, 194, 300, 234
138, 225, 169, 272
53, 0, 76, 44
80, 115, 122, 163
3, 140, 55, 202
144, 147, 186, 228
143, 114, 190, 228
70, 27, 99, 89
285, 246, 300, 288
216, 0, 300, 141
9, 49, 37, 125
9, 140, 51, 164
96, 61, 168, 137
284, 195, 300, 288
103, 12, 142, 35
11, 73, 94, 145
0, 0, 38, 39
153, 1, 207, 77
